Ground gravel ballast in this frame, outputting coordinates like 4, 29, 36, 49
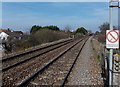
66, 36, 104, 86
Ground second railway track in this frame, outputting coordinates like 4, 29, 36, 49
2, 38, 74, 71
2, 37, 89, 86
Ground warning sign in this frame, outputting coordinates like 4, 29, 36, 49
106, 30, 119, 49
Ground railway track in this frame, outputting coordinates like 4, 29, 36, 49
2, 38, 72, 61
2, 37, 87, 86
2, 38, 74, 71
18, 37, 89, 87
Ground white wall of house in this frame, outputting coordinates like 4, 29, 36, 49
0, 32, 9, 40
0, 43, 3, 58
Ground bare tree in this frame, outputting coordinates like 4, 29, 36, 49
64, 25, 72, 33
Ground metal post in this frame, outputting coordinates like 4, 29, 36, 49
119, 0, 120, 7
118, 1, 120, 86
109, 1, 114, 86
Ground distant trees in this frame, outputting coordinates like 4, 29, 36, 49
43, 26, 60, 31
96, 22, 117, 43
88, 30, 92, 33
30, 25, 42, 34
30, 25, 89, 35
99, 22, 109, 33
64, 26, 72, 33
95, 31, 99, 34
74, 27, 88, 35
99, 22, 117, 33
30, 25, 60, 34
5, 24, 91, 54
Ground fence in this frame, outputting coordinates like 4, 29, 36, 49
101, 46, 120, 86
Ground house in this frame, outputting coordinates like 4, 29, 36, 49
0, 29, 23, 42
0, 32, 9, 40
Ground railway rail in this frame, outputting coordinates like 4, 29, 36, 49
2, 38, 74, 71
1, 38, 72, 61
3, 36, 87, 87
18, 37, 89, 87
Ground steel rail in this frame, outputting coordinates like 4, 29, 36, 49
1, 39, 74, 72
17, 38, 84, 87
1, 38, 72, 62
60, 37, 89, 87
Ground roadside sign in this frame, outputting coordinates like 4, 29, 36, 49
106, 30, 119, 48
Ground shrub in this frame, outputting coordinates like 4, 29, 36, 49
5, 29, 70, 53
95, 33, 105, 43
33, 29, 69, 44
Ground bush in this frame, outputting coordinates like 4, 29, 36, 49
74, 27, 88, 35
33, 29, 69, 44
5, 29, 70, 53
95, 33, 105, 43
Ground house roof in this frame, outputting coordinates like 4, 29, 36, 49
0, 29, 23, 37
13, 31, 23, 35
0, 29, 11, 32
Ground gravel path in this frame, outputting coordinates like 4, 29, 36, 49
66, 36, 104, 85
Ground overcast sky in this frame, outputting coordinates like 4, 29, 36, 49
1, 2, 118, 32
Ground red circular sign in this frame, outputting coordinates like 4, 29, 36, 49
106, 30, 119, 43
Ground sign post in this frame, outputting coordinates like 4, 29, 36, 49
106, 30, 119, 86
106, 30, 119, 48
109, 2, 114, 86
108, 0, 119, 86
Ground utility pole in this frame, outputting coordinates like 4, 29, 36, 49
109, 0, 119, 86
118, 0, 120, 86
109, 1, 113, 86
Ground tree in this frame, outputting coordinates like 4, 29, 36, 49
64, 25, 71, 33
88, 30, 92, 33
75, 27, 88, 35
30, 25, 60, 34
99, 22, 117, 33
95, 31, 99, 34
30, 25, 42, 34
99, 22, 109, 33
43, 25, 60, 31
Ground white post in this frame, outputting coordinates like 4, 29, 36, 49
119, 0, 120, 7
109, 1, 114, 86
118, 1, 120, 86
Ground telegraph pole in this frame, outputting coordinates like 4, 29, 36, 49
109, 0, 119, 86
109, 1, 113, 86
118, 1, 120, 86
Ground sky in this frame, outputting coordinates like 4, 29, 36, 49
118, 8, 120, 30
0, 2, 2, 29
1, 0, 109, 2
1, 2, 118, 32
